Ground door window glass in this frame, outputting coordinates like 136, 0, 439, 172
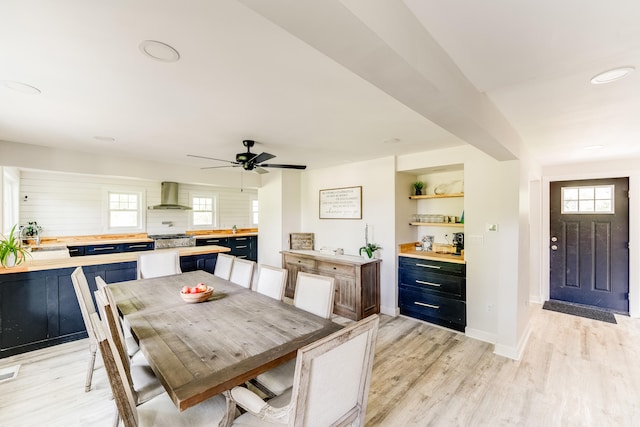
561, 185, 614, 214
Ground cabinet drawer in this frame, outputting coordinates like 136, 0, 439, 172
317, 261, 354, 276
399, 284, 466, 331
399, 268, 464, 299
196, 237, 229, 246
286, 256, 317, 269
85, 244, 122, 255
67, 246, 85, 257
399, 256, 465, 277
121, 242, 154, 252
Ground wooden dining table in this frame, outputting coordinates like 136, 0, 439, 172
107, 270, 342, 416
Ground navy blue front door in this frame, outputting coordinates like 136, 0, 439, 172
549, 178, 629, 313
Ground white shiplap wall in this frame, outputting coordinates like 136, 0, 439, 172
19, 170, 257, 237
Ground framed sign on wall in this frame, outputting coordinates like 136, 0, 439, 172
319, 186, 362, 219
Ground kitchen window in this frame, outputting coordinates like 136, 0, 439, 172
191, 194, 217, 228
109, 192, 140, 227
561, 185, 614, 214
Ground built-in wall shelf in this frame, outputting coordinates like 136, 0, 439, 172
409, 193, 464, 200
409, 222, 464, 227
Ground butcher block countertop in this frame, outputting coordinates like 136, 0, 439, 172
0, 246, 231, 275
189, 228, 258, 239
398, 242, 466, 265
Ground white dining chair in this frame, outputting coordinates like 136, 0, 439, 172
214, 253, 235, 280
253, 264, 287, 300
253, 272, 336, 397
70, 267, 98, 392
231, 315, 379, 427
137, 250, 181, 279
90, 313, 234, 427
229, 258, 255, 288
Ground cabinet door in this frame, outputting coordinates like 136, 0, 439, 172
332, 273, 357, 319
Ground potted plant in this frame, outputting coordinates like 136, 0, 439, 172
20, 221, 42, 245
413, 181, 425, 196
0, 225, 30, 268
359, 242, 382, 259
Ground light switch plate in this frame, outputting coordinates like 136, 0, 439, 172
487, 223, 499, 232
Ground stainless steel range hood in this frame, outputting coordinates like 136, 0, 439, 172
151, 182, 192, 210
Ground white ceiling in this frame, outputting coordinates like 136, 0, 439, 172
1, 0, 638, 173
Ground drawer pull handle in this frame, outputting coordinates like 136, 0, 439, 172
94, 246, 115, 251
69, 249, 79, 253
128, 244, 148, 248
416, 263, 440, 269
236, 238, 247, 241
235, 245, 248, 249
415, 302, 440, 309
416, 280, 440, 287
237, 256, 247, 259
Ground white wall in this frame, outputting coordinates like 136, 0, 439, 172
18, 170, 257, 237
541, 158, 640, 318
300, 157, 397, 315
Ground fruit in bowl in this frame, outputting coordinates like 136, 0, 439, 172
180, 283, 213, 303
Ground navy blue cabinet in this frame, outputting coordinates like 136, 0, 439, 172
398, 256, 466, 332
68, 241, 154, 257
197, 235, 257, 261
180, 253, 218, 274
0, 261, 136, 358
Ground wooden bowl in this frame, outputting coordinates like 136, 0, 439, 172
180, 287, 214, 303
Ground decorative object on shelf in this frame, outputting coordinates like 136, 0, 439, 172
20, 221, 42, 245
360, 223, 381, 258
434, 180, 463, 195
412, 181, 424, 196
460, 210, 464, 224
1, 225, 30, 267
232, 225, 237, 234
319, 186, 362, 219
422, 235, 434, 251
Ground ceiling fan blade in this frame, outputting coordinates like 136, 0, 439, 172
254, 167, 269, 174
260, 163, 307, 170
200, 165, 240, 170
187, 154, 237, 164
252, 152, 276, 164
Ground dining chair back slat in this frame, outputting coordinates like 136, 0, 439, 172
70, 267, 98, 392
254, 265, 287, 300
137, 250, 181, 279
229, 258, 255, 288
214, 253, 235, 280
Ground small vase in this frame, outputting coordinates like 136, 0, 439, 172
2, 253, 17, 268
415, 189, 422, 196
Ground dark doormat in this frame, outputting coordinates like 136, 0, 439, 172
543, 300, 617, 324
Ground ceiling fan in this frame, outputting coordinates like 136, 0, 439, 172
188, 140, 307, 174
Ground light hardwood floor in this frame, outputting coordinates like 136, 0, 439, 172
1, 303, 639, 426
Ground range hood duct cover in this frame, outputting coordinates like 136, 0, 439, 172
152, 182, 192, 210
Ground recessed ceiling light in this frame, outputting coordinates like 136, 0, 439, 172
2, 80, 41, 94
93, 136, 115, 143
139, 40, 180, 62
583, 144, 604, 151
383, 138, 401, 144
590, 67, 635, 85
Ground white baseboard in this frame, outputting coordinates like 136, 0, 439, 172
529, 294, 543, 304
464, 327, 496, 344
381, 305, 399, 317
493, 320, 532, 361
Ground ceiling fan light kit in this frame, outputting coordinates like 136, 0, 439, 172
188, 140, 306, 173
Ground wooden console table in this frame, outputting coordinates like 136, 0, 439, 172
281, 250, 381, 320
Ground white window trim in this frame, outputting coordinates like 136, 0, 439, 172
250, 196, 258, 226
561, 185, 615, 214
102, 187, 146, 233
189, 191, 219, 229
